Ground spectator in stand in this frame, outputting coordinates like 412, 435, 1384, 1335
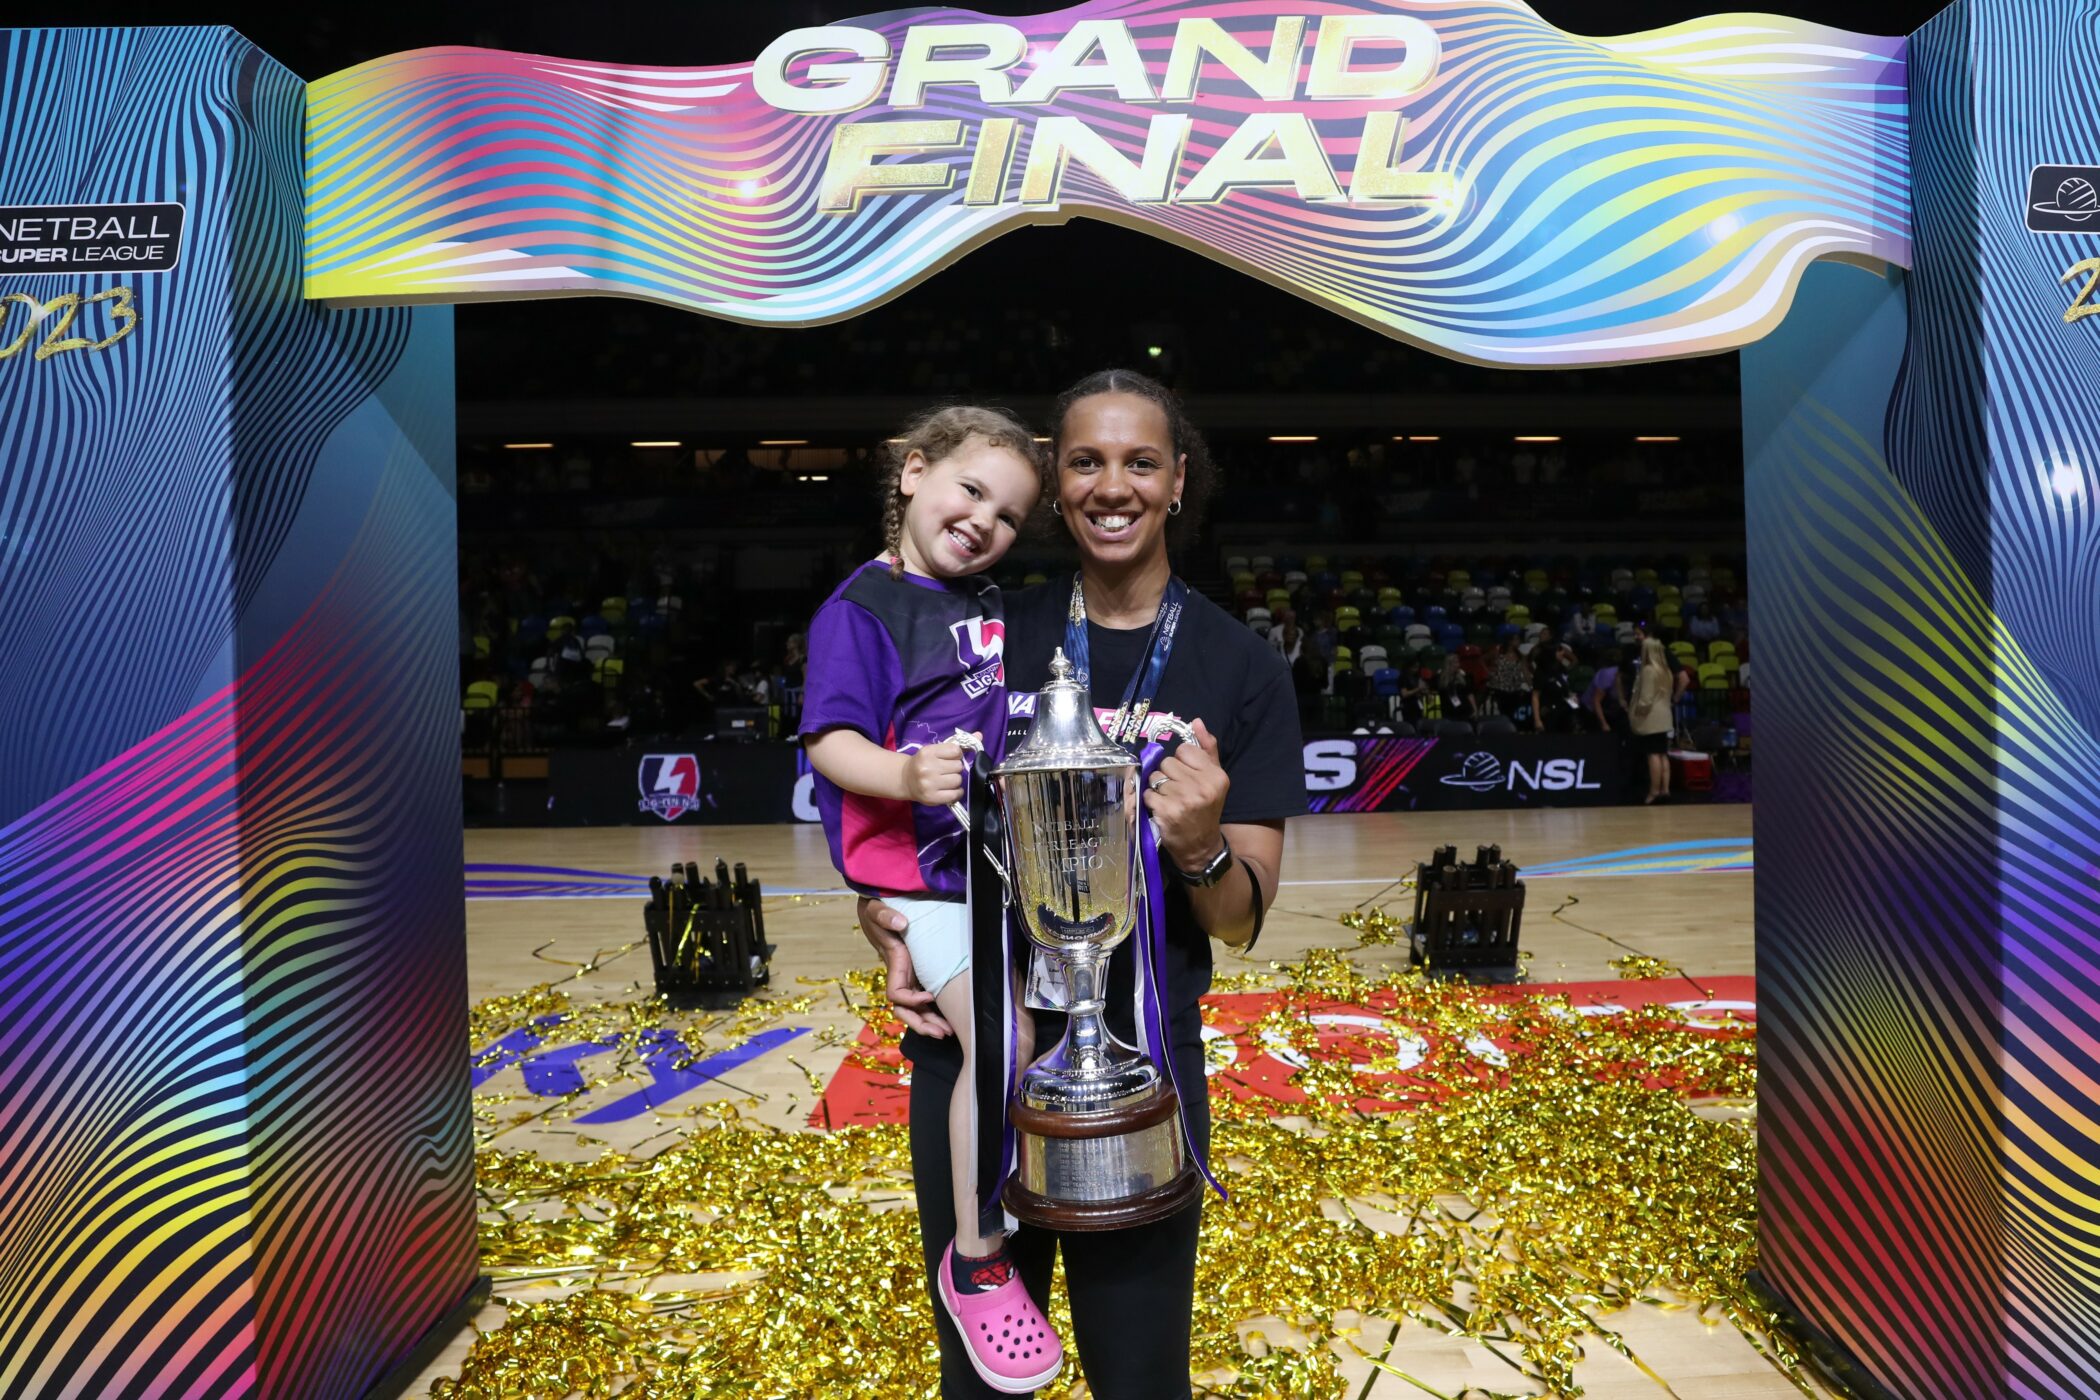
1564, 602, 1597, 649
691, 664, 725, 730
1400, 664, 1434, 725
1686, 602, 1721, 644
1584, 647, 1628, 734
1436, 653, 1477, 722
553, 628, 587, 684
1308, 609, 1338, 667
1671, 647, 1703, 730
1531, 644, 1578, 733
1486, 639, 1530, 721
1269, 608, 1305, 666
1628, 637, 1680, 803
782, 632, 808, 687
1290, 646, 1327, 720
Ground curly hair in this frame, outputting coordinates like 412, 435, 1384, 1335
878, 404, 1049, 579
1047, 369, 1216, 556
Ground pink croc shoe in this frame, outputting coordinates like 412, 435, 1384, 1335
937, 1242, 1064, 1394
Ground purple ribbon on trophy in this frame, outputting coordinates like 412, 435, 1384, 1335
1136, 739, 1225, 1201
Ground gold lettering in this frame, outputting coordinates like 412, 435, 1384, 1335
1159, 18, 1306, 103
965, 117, 1019, 205
85, 286, 139, 351
0, 294, 37, 360
1307, 15, 1440, 100
1010, 21, 1156, 104
892, 23, 1027, 107
2062, 256, 2100, 325
0, 287, 139, 362
1020, 114, 1190, 206
33, 292, 88, 361
1179, 112, 1341, 205
753, 26, 890, 114
1351, 111, 1454, 204
819, 120, 964, 213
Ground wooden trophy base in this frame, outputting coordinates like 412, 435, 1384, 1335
1002, 1087, 1204, 1231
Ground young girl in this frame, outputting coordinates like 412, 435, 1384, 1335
799, 405, 1062, 1394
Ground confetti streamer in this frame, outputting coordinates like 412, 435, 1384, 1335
435, 927, 1794, 1398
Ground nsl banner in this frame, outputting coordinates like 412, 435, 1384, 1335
542, 735, 1631, 826
304, 3, 1910, 366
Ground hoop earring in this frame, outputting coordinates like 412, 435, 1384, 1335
1168, 498, 1183, 516
1052, 501, 1063, 516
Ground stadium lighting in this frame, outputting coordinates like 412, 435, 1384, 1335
1514, 435, 1561, 443
502, 442, 552, 449
630, 440, 681, 448
1269, 435, 1318, 442
760, 438, 808, 446
1408, 435, 1441, 442
1636, 435, 1681, 443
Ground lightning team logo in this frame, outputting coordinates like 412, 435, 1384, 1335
950, 615, 1005, 699
638, 753, 701, 821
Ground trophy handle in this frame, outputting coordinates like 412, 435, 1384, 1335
945, 729, 1012, 896
1150, 715, 1197, 747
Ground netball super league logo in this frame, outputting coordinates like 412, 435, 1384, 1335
2028, 165, 2100, 233
638, 753, 701, 821
950, 615, 1005, 699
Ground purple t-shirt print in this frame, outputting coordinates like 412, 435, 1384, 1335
800, 561, 1007, 898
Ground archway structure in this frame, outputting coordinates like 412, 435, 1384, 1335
0, 3, 2091, 1397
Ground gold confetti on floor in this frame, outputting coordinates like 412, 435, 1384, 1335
1607, 954, 1682, 981
434, 935, 1790, 1399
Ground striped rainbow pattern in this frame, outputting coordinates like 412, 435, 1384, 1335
0, 27, 474, 1398
304, 1, 1911, 366
1743, 0, 2100, 1368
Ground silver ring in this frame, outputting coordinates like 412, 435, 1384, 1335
1148, 772, 1170, 792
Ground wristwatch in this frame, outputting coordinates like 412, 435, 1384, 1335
1174, 835, 1234, 887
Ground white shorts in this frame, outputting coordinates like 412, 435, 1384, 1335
885, 894, 970, 998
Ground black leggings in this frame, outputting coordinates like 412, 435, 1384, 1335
906, 1042, 1210, 1399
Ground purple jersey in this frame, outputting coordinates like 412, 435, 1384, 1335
800, 561, 1006, 898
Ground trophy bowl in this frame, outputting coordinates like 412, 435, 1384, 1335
993, 650, 1201, 1231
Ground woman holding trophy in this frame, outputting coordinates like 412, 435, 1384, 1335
858, 370, 1306, 1398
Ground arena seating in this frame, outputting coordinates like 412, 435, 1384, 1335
1232, 550, 1751, 738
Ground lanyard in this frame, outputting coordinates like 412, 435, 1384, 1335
1063, 572, 1187, 746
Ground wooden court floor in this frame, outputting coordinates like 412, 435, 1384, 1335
419, 806, 1827, 1399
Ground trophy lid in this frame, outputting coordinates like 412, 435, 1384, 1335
995, 649, 1138, 774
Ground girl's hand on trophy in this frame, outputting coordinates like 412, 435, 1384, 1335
856, 897, 952, 1038
904, 741, 967, 807
1145, 718, 1230, 868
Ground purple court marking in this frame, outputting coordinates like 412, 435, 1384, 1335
519, 1038, 625, 1096
469, 1019, 812, 1121
575, 1026, 809, 1123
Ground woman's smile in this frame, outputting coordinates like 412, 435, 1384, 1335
1057, 391, 1185, 570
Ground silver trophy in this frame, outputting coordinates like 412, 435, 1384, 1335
989, 649, 1200, 1230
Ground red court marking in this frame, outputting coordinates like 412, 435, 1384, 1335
810, 977, 1755, 1129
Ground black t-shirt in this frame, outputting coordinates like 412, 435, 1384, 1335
901, 580, 1306, 1074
